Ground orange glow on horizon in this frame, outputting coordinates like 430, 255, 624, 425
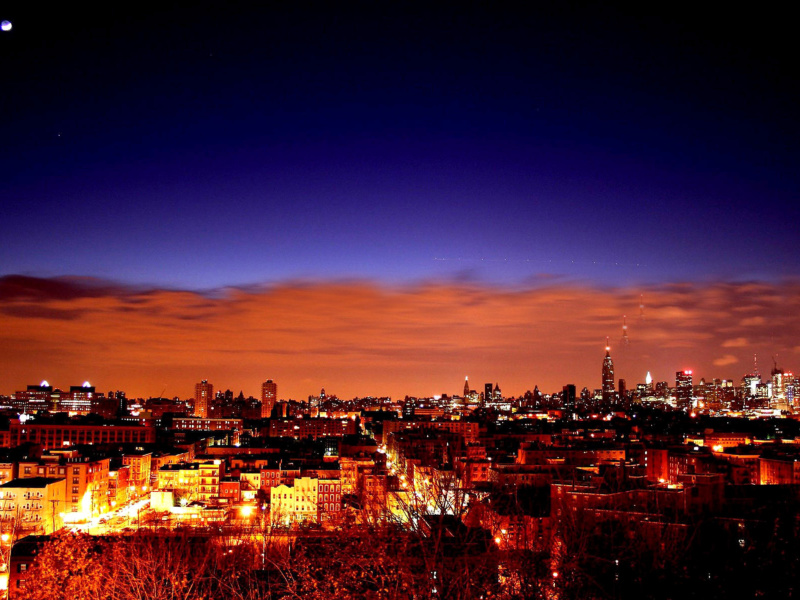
1, 277, 800, 399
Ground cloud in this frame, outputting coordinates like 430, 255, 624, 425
1, 275, 799, 399
741, 316, 765, 327
0, 275, 146, 301
713, 355, 739, 367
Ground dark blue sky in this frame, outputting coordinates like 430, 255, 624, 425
2, 3, 798, 289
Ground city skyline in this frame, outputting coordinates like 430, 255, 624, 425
2, 274, 799, 400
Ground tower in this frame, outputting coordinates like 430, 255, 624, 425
116, 391, 127, 417
261, 379, 277, 418
602, 341, 615, 402
562, 384, 576, 411
621, 315, 629, 346
675, 370, 693, 411
771, 358, 789, 410
464, 376, 470, 398
645, 371, 653, 396
195, 379, 213, 418
484, 383, 492, 405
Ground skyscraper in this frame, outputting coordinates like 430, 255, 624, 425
675, 370, 693, 411
261, 379, 277, 418
464, 376, 470, 398
195, 379, 213, 418
115, 390, 128, 417
562, 384, 576, 411
484, 383, 492, 405
602, 343, 615, 402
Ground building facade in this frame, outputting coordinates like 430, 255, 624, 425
194, 380, 213, 418
261, 380, 277, 418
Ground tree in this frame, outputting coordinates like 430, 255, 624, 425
16, 532, 108, 600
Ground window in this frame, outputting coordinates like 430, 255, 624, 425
23, 467, 31, 475
73, 468, 80, 475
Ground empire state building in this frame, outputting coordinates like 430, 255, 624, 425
602, 343, 615, 402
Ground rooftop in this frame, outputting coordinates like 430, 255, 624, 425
0, 476, 65, 488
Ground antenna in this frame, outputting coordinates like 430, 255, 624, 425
621, 315, 629, 346
639, 294, 644, 320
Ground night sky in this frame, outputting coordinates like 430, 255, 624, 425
1, 4, 798, 398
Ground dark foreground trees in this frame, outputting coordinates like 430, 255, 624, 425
14, 505, 800, 600
14, 523, 550, 600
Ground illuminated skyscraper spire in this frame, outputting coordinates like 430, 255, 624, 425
602, 340, 615, 402
464, 376, 470, 398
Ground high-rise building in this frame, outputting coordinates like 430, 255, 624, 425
493, 383, 501, 401
580, 386, 592, 404
195, 379, 213, 418
484, 383, 492, 404
261, 379, 277, 418
602, 344, 615, 402
771, 363, 794, 412
741, 374, 760, 398
675, 370, 693, 410
115, 390, 128, 417
562, 384, 576, 411
59, 382, 95, 413
12, 381, 54, 413
464, 377, 470, 398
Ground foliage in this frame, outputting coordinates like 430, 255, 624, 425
16, 532, 108, 600
14, 490, 800, 600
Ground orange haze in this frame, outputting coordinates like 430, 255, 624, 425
1, 276, 799, 400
